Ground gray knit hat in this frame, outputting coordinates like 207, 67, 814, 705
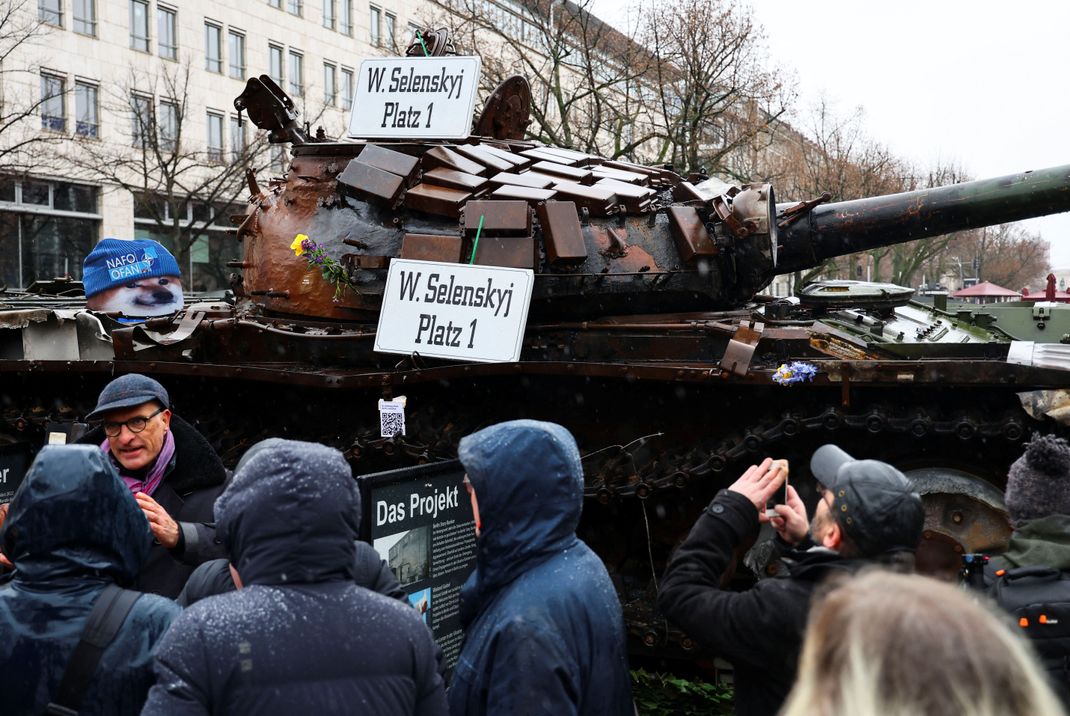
1005, 434, 1070, 527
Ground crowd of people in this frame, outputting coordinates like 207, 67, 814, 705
0, 372, 1068, 715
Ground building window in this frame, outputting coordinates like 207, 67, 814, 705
287, 0, 301, 15
129, 0, 149, 52
39, 0, 62, 26
268, 0, 281, 7
339, 0, 351, 35
322, 0, 334, 29
133, 194, 239, 292
323, 62, 336, 106
385, 12, 395, 51
288, 49, 303, 97
0, 179, 100, 289
131, 93, 152, 147
341, 66, 353, 110
159, 100, 178, 150
40, 73, 65, 132
74, 81, 98, 137
270, 145, 287, 174
157, 6, 177, 60
207, 111, 224, 162
369, 5, 380, 46
269, 44, 284, 85
73, 0, 96, 36
205, 23, 222, 74
229, 115, 245, 158
228, 31, 245, 79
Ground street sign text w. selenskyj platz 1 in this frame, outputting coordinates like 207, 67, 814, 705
374, 259, 534, 363
348, 56, 482, 139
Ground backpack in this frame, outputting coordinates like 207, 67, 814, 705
991, 566, 1070, 704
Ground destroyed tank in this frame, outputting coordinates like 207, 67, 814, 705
4, 32, 1070, 660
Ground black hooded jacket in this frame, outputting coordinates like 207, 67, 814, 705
79, 413, 228, 598
658, 490, 864, 716
142, 438, 447, 716
0, 445, 181, 715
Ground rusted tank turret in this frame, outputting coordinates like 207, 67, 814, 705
228, 81, 1070, 321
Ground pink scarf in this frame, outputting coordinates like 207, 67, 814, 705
100, 430, 176, 496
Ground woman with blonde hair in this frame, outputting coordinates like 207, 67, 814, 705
781, 570, 1065, 716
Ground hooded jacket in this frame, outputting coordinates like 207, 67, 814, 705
658, 489, 864, 716
142, 438, 447, 716
447, 420, 633, 716
79, 413, 229, 598
0, 445, 181, 716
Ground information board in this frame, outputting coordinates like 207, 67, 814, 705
357, 460, 476, 674
348, 56, 481, 139
0, 442, 32, 503
374, 259, 534, 363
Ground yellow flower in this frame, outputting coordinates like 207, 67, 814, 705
291, 233, 308, 257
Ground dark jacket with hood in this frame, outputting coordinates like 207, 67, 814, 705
447, 420, 633, 716
658, 489, 863, 716
142, 438, 447, 716
0, 445, 181, 715
176, 540, 407, 606
79, 413, 228, 598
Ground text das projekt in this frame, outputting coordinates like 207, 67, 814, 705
376, 485, 459, 526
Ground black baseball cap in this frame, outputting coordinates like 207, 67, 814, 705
810, 444, 925, 556
86, 373, 170, 420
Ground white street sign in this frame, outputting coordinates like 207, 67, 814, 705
374, 259, 534, 363
348, 56, 481, 139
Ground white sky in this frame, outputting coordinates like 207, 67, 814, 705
589, 0, 1070, 266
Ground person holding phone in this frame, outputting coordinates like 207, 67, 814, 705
658, 445, 925, 716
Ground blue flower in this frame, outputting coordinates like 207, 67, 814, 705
772, 361, 818, 386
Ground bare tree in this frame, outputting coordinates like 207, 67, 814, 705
432, 0, 661, 161
0, 0, 67, 174
642, 0, 794, 178
65, 61, 270, 289
942, 223, 1050, 292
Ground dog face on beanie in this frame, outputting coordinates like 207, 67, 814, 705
83, 238, 184, 317
1005, 434, 1070, 527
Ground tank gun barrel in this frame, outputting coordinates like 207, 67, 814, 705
775, 164, 1070, 273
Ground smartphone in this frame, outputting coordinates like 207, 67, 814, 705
765, 460, 789, 518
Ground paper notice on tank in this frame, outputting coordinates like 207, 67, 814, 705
375, 259, 534, 363
348, 56, 481, 139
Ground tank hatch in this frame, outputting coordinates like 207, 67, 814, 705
798, 280, 914, 311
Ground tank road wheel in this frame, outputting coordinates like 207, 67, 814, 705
905, 467, 1010, 582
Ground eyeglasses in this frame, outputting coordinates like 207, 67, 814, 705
102, 407, 165, 437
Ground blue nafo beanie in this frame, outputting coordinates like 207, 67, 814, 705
82, 238, 181, 298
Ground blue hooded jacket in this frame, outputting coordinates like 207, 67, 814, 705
142, 438, 447, 716
447, 420, 633, 716
0, 445, 181, 715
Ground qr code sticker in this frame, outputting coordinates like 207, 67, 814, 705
379, 400, 406, 437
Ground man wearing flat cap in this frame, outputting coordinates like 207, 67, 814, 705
77, 373, 228, 598
658, 445, 925, 716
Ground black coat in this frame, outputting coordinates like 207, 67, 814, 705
0, 445, 181, 715
176, 540, 407, 606
142, 438, 447, 716
79, 414, 228, 598
658, 490, 860, 716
